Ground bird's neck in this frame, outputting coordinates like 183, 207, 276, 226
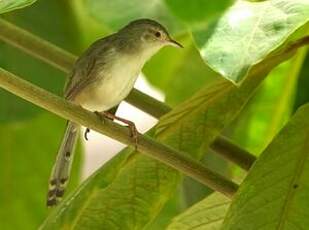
137, 44, 162, 65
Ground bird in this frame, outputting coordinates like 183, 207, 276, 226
46, 18, 183, 207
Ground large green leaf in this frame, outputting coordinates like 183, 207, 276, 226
194, 0, 309, 84
222, 103, 309, 229
230, 48, 307, 154
167, 193, 230, 230
0, 0, 36, 14
40, 27, 304, 229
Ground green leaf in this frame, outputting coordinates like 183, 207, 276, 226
0, 0, 36, 14
145, 191, 184, 230
194, 0, 309, 84
222, 103, 309, 229
83, 0, 185, 34
230, 48, 307, 154
167, 193, 230, 230
41, 21, 305, 229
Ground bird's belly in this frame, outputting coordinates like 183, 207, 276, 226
76, 65, 140, 112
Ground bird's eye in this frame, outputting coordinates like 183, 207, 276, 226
155, 31, 161, 38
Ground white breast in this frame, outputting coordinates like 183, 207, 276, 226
96, 54, 142, 109
77, 52, 143, 111
76, 44, 163, 112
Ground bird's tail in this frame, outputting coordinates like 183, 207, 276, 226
47, 121, 79, 207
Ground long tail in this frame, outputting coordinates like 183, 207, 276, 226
47, 121, 79, 207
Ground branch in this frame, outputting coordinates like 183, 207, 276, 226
0, 67, 238, 198
210, 136, 256, 171
0, 18, 256, 170
0, 18, 75, 73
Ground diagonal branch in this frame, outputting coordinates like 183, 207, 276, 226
0, 67, 238, 197
0, 18, 256, 170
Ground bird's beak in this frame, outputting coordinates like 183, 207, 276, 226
167, 38, 183, 48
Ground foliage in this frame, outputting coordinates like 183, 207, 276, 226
223, 104, 309, 229
167, 192, 231, 229
195, 0, 309, 84
0, 0, 308, 229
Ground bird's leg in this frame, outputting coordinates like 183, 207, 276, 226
84, 110, 111, 141
84, 128, 90, 141
95, 111, 138, 149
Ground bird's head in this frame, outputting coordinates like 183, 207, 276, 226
118, 18, 183, 53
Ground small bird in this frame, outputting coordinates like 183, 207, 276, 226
47, 18, 183, 206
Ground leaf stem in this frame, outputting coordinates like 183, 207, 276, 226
0, 18, 259, 171
0, 67, 238, 197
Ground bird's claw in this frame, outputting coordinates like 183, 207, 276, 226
94, 111, 139, 150
84, 128, 90, 141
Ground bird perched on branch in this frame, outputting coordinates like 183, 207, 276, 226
47, 18, 183, 206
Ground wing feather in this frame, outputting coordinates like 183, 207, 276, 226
64, 35, 115, 100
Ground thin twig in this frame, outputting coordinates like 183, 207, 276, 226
0, 67, 238, 197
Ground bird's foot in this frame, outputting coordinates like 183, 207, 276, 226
96, 111, 139, 150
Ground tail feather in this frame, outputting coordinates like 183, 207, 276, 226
47, 121, 79, 207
